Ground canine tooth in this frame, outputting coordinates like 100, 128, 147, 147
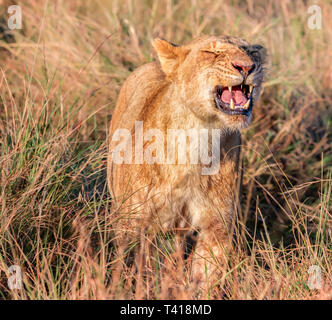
243, 99, 250, 109
230, 99, 235, 109
249, 85, 253, 93
228, 86, 232, 92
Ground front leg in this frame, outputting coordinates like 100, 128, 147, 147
189, 207, 234, 298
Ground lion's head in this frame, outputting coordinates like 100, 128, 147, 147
153, 35, 267, 130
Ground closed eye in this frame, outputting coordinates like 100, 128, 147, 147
199, 50, 219, 62
200, 49, 225, 56
201, 49, 218, 55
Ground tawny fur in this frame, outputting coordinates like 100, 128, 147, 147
107, 35, 266, 295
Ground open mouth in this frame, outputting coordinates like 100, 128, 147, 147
214, 84, 254, 116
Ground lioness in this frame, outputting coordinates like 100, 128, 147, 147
107, 35, 266, 294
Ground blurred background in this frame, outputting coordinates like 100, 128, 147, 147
0, 0, 331, 299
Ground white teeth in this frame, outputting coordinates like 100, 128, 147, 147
230, 98, 235, 109
228, 86, 232, 92
243, 99, 250, 110
249, 85, 253, 93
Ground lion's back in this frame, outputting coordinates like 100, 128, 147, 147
107, 61, 166, 201
109, 62, 165, 137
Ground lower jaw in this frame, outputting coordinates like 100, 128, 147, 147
224, 113, 252, 129
214, 97, 253, 117
221, 109, 251, 117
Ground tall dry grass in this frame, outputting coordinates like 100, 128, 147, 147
0, 0, 331, 299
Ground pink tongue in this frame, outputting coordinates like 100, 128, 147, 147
221, 86, 248, 106
221, 90, 232, 103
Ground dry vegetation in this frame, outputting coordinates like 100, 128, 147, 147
0, 0, 331, 299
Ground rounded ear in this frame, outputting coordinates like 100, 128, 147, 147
152, 38, 190, 76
